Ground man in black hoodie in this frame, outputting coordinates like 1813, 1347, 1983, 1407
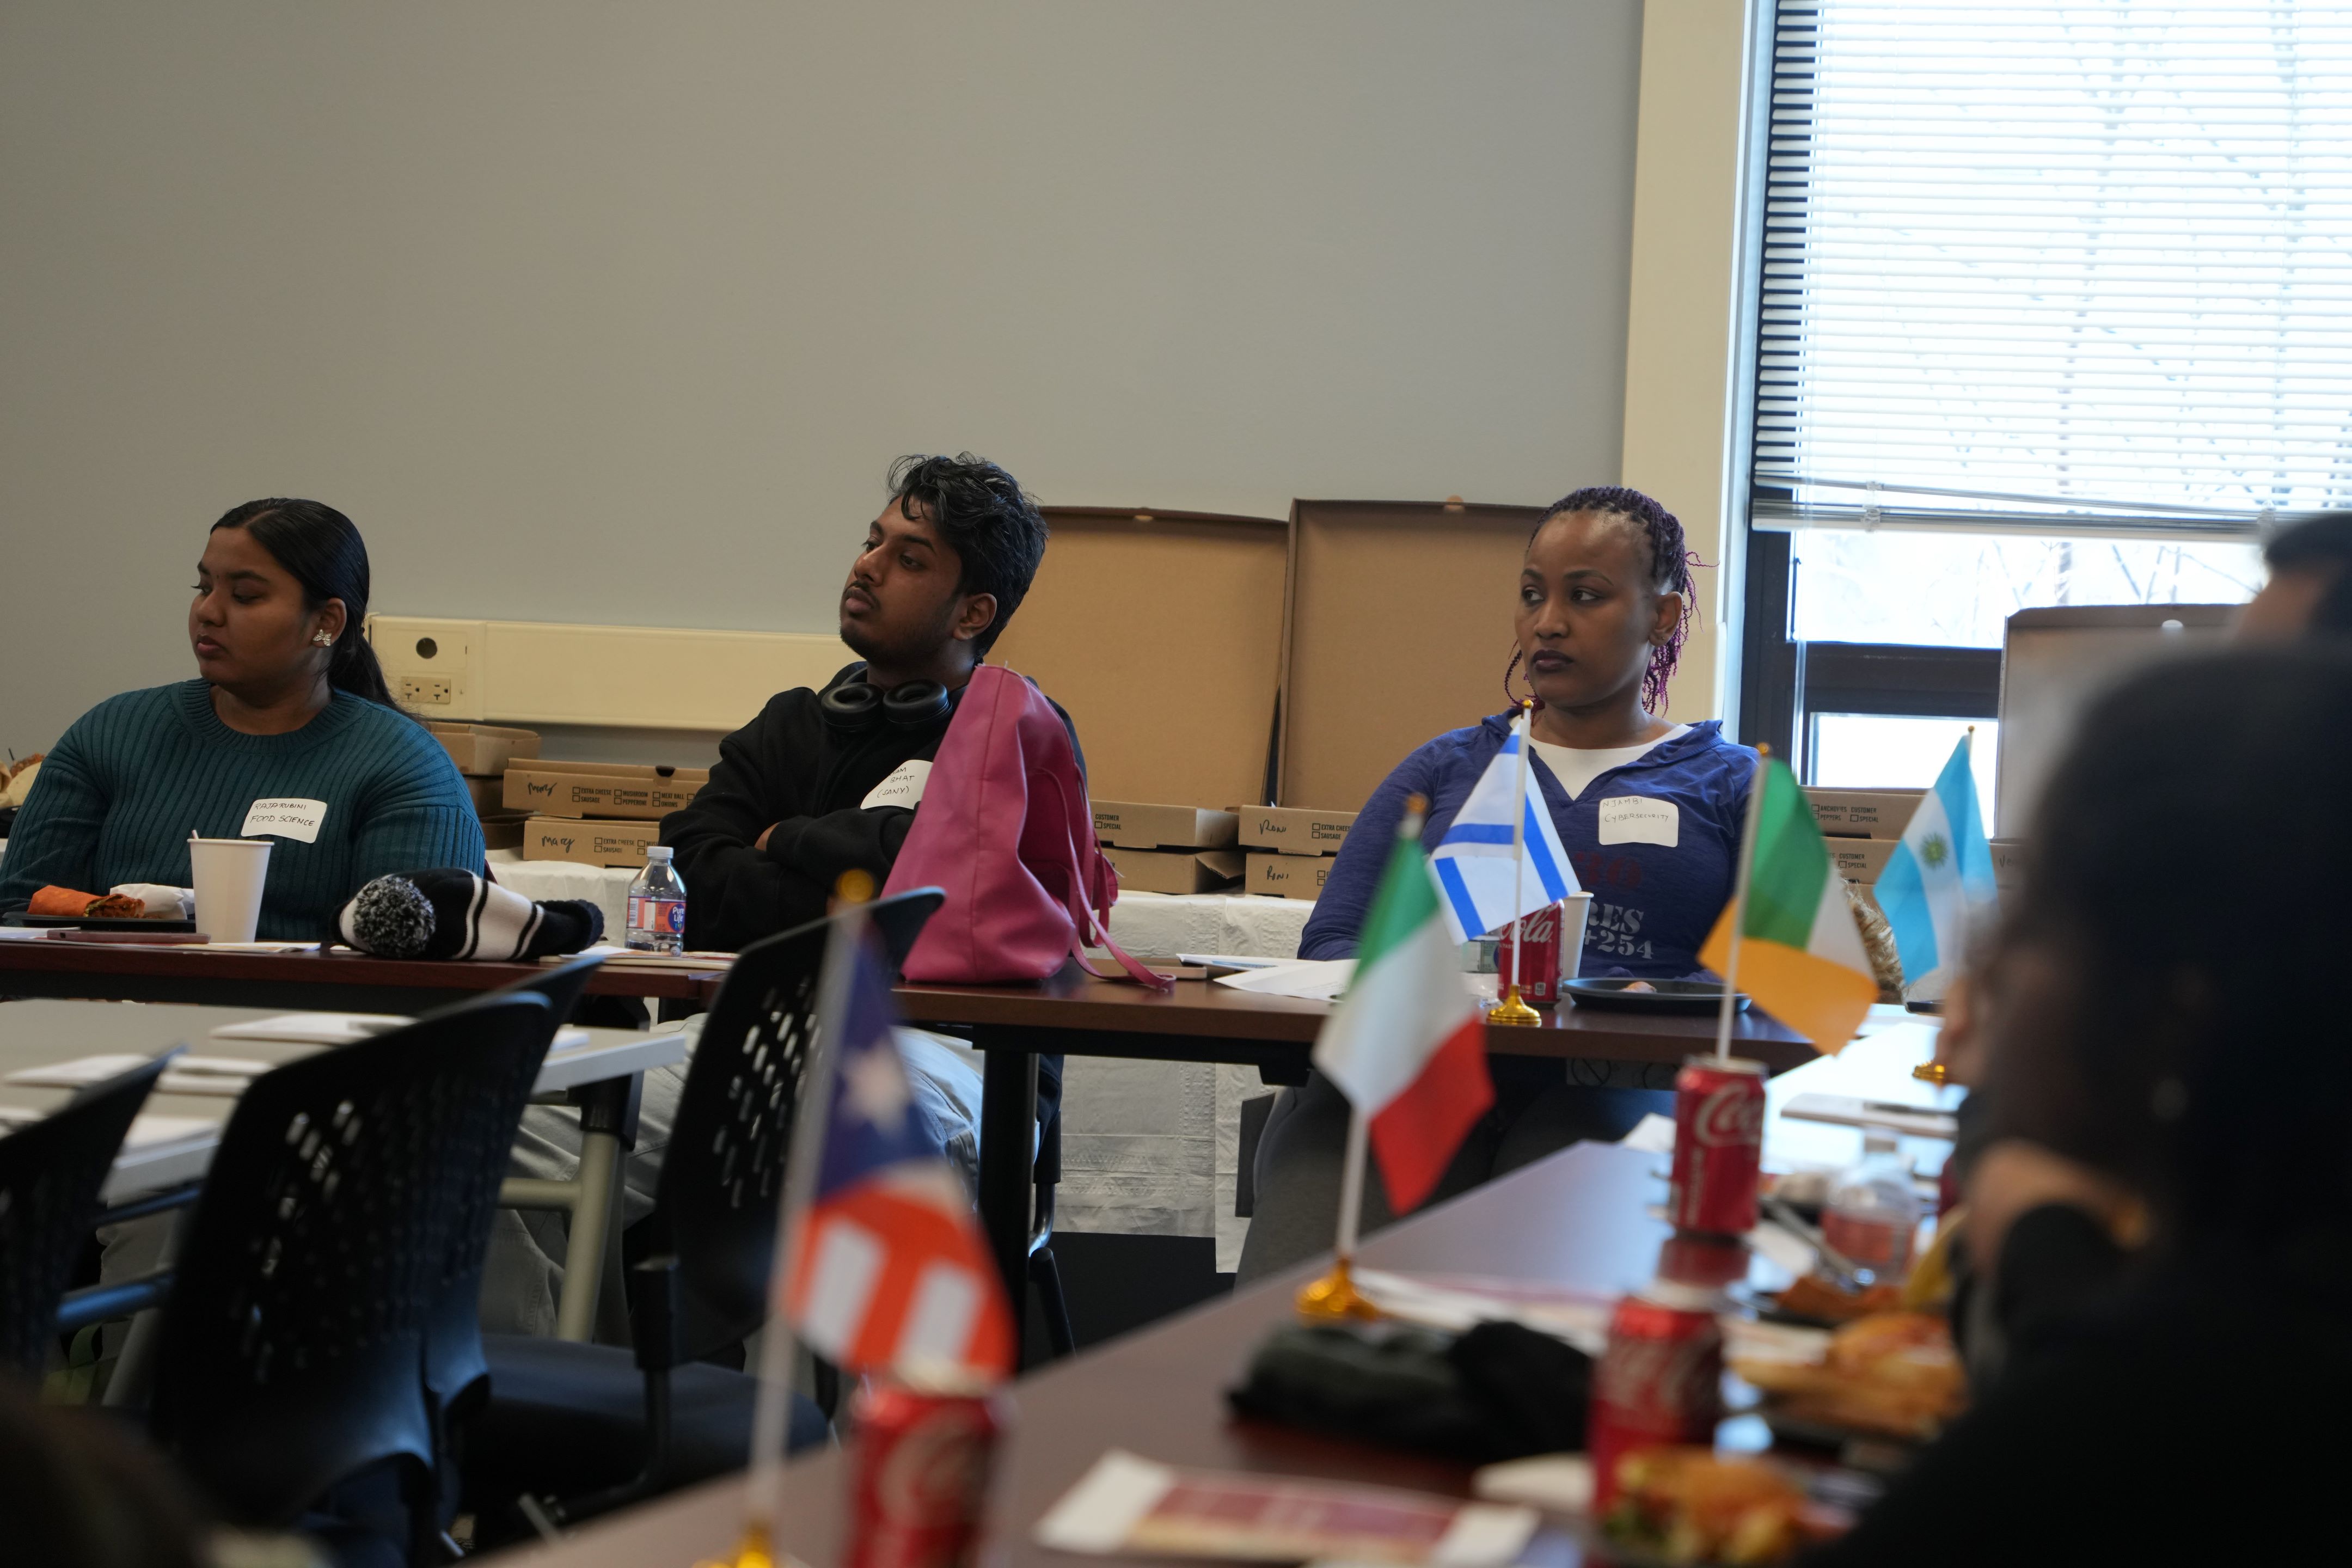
663, 452, 1063, 951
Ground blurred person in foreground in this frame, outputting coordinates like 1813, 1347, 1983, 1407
1810, 645, 2352, 1563
2238, 513, 2352, 640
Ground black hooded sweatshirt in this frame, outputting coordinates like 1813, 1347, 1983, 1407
661, 663, 1080, 954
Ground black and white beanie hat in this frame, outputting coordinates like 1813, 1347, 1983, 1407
335, 869, 604, 961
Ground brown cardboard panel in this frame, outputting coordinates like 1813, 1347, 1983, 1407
1805, 787, 1926, 839
1102, 844, 1245, 895
1279, 499, 1545, 812
504, 759, 711, 820
989, 508, 1287, 810
430, 722, 541, 777
1245, 851, 1331, 901
521, 815, 660, 867
1827, 837, 1899, 884
480, 814, 530, 853
462, 775, 506, 814
1092, 801, 1240, 850
1235, 805, 1357, 856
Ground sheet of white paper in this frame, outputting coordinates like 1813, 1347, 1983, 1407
1619, 1111, 1679, 1154
156, 1074, 247, 1098
0, 928, 59, 942
7, 1054, 154, 1087
125, 1113, 220, 1147
1211, 958, 1356, 1002
194, 941, 320, 953
171, 1056, 270, 1075
0, 1106, 217, 1145
209, 1014, 408, 1045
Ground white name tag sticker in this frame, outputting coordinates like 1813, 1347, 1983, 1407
240, 797, 329, 844
861, 759, 933, 811
1597, 795, 1679, 848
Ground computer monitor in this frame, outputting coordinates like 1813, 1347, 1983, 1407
1995, 603, 2238, 837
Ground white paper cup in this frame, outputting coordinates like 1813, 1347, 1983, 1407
1558, 891, 1595, 979
188, 836, 273, 944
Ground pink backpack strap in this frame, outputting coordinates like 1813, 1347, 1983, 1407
1037, 766, 1174, 993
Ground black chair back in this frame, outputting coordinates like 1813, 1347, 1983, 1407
0, 1054, 172, 1378
644, 889, 942, 1364
149, 993, 554, 1534
421, 953, 606, 1421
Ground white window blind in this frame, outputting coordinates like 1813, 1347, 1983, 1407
1754, 1, 2352, 538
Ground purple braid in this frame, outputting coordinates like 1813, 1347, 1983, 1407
1531, 485, 1701, 713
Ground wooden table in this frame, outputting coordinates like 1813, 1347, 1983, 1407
491, 1139, 1676, 1567
897, 967, 1813, 1352
0, 938, 727, 1012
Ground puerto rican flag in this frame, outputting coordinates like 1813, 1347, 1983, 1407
782, 930, 1013, 1382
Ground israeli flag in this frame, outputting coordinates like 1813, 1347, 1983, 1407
1873, 735, 1999, 990
1428, 712, 1581, 944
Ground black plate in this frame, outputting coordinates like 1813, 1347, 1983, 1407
2, 912, 199, 933
1563, 978, 1750, 1014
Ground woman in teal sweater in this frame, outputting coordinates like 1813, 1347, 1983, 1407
0, 499, 483, 940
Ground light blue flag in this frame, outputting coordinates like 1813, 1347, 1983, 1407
1873, 734, 1999, 988
1428, 710, 1581, 944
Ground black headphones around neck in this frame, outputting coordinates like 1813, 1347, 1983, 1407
820, 677, 952, 732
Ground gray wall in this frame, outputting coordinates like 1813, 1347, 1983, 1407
0, 2, 1641, 750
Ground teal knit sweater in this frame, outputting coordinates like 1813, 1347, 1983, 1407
0, 681, 485, 940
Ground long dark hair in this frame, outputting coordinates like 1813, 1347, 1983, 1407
210, 498, 399, 709
1988, 644, 2352, 1247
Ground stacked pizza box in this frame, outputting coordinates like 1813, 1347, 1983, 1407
500, 759, 713, 868
427, 723, 541, 852
1238, 806, 1358, 902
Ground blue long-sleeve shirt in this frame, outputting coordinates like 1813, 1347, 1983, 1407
1297, 713, 1757, 978
0, 681, 484, 940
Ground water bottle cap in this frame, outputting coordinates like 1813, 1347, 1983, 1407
646, 846, 673, 861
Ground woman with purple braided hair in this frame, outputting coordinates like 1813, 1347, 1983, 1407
1236, 486, 1760, 1282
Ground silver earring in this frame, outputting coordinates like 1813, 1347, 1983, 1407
313, 632, 334, 646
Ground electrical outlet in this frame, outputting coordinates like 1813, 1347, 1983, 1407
399, 676, 452, 707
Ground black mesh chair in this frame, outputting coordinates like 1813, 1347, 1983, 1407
146, 993, 556, 1560
464, 891, 945, 1537
0, 1053, 173, 1379
417, 957, 608, 1432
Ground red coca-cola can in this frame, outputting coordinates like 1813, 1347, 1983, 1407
1495, 902, 1565, 1003
1668, 1056, 1767, 1237
1589, 1280, 1724, 1512
843, 1380, 1009, 1568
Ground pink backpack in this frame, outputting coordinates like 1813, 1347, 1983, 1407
884, 665, 1171, 990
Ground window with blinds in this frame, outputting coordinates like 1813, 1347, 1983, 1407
1753, 1, 2352, 539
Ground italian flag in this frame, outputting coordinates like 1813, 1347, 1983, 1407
1699, 758, 1878, 1054
1315, 830, 1493, 1212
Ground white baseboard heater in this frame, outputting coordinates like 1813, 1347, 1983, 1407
364, 616, 855, 730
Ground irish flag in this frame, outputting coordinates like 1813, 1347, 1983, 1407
1314, 819, 1492, 1212
1699, 758, 1877, 1054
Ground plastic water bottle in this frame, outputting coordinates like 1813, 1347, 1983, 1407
626, 846, 687, 954
1821, 1132, 1923, 1285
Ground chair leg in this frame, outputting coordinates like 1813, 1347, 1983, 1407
1030, 1245, 1076, 1359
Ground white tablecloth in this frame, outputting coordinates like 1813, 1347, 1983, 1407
489, 853, 1315, 1266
